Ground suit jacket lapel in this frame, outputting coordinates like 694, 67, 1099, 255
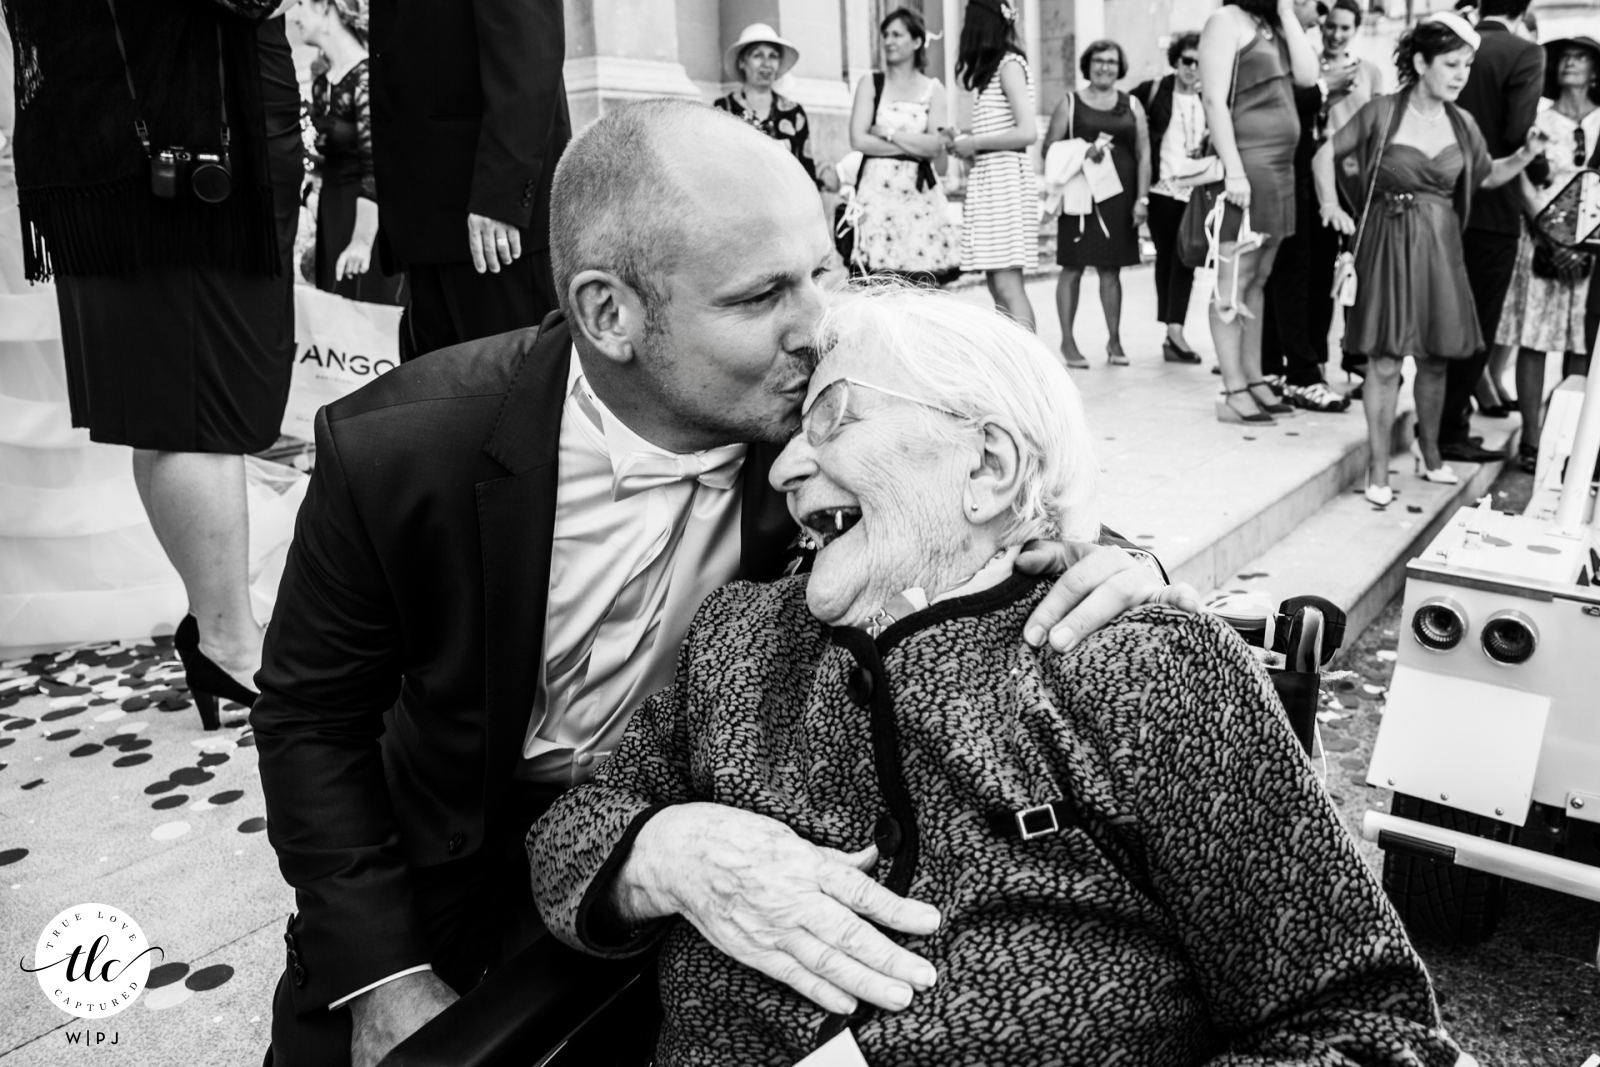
479, 312, 571, 805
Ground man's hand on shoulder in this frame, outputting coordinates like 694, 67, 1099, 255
467, 214, 523, 274
1017, 541, 1201, 652
609, 803, 941, 1015
349, 971, 460, 1067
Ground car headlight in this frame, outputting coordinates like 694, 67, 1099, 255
1412, 597, 1468, 652
1481, 609, 1538, 666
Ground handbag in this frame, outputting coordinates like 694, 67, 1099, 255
1176, 47, 1239, 269
1333, 94, 1405, 306
1531, 230, 1591, 284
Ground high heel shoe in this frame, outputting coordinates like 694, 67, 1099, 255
1409, 441, 1460, 485
173, 614, 259, 731
1247, 381, 1294, 417
1215, 388, 1277, 424
1162, 339, 1202, 364
1364, 484, 1394, 507
1107, 348, 1130, 366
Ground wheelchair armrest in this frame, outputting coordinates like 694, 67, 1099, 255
376, 937, 654, 1067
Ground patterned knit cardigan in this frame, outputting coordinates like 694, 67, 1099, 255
527, 573, 1461, 1067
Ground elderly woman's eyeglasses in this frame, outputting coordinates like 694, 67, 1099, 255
800, 377, 963, 447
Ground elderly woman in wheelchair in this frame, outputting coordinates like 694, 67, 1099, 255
527, 287, 1463, 1067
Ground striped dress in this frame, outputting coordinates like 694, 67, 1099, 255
960, 52, 1039, 272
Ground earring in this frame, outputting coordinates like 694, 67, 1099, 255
969, 502, 979, 512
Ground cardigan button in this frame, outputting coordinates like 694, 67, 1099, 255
873, 812, 903, 857
293, 964, 307, 987
446, 831, 465, 855
845, 665, 874, 707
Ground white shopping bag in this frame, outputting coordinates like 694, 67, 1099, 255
281, 285, 403, 441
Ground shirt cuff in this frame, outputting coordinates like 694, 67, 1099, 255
328, 964, 434, 1010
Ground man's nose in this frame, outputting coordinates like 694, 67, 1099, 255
769, 432, 818, 493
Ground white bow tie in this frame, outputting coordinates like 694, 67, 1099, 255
612, 444, 745, 501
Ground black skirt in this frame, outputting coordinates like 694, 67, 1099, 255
56, 17, 301, 455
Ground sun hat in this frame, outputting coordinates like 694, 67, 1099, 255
1542, 36, 1600, 103
724, 23, 800, 81
1423, 10, 1481, 51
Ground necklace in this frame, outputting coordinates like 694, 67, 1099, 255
1407, 102, 1447, 124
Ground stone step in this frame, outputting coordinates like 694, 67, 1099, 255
1205, 414, 1521, 661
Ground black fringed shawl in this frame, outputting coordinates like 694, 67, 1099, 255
5, 0, 283, 281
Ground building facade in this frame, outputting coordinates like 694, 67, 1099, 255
561, 0, 1131, 175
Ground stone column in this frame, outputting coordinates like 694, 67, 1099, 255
563, 0, 704, 130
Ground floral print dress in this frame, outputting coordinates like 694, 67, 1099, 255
714, 90, 820, 188
852, 76, 962, 282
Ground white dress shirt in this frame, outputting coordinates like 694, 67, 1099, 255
517, 350, 746, 786
329, 349, 747, 1010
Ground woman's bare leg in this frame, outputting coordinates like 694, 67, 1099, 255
131, 450, 261, 689
1099, 267, 1125, 358
1480, 344, 1513, 408
1055, 267, 1085, 363
1240, 241, 1280, 406
1412, 356, 1450, 470
1363, 357, 1403, 488
1515, 346, 1547, 450
986, 268, 1036, 331
1210, 241, 1276, 416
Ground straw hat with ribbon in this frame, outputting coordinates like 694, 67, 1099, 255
1542, 36, 1600, 105
724, 23, 800, 82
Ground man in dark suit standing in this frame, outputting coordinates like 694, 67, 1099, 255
254, 101, 1183, 1067
1262, 0, 1356, 414
369, 0, 571, 361
1442, 0, 1544, 462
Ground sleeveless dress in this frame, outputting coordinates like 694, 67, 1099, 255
1345, 144, 1482, 360
961, 53, 1039, 272
1495, 105, 1599, 354
1229, 28, 1299, 241
1055, 91, 1141, 269
852, 76, 961, 281
311, 59, 404, 305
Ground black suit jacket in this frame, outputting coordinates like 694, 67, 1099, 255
368, 0, 572, 266
253, 314, 798, 1012
1456, 20, 1545, 235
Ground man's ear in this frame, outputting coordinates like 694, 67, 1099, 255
966, 419, 1024, 524
568, 270, 648, 367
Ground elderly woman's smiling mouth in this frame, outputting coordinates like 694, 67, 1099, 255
770, 285, 1103, 628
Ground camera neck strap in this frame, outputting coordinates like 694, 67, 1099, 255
102, 0, 230, 158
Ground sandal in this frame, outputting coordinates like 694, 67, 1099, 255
1107, 349, 1129, 366
1064, 351, 1090, 370
1517, 442, 1538, 474
1247, 381, 1294, 417
1216, 388, 1277, 425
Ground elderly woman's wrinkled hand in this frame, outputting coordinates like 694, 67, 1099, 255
620, 803, 942, 1015
1017, 542, 1201, 651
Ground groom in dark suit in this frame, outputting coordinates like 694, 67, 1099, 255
255, 100, 1185, 1067
1442, 0, 1544, 462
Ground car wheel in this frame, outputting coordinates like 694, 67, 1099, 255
1381, 792, 1512, 944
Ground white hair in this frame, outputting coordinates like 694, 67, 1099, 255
815, 283, 1101, 544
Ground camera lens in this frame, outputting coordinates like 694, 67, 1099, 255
1481, 611, 1537, 666
1411, 599, 1466, 652
191, 160, 231, 205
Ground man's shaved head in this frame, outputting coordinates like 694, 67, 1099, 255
548, 99, 808, 325
551, 97, 835, 455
